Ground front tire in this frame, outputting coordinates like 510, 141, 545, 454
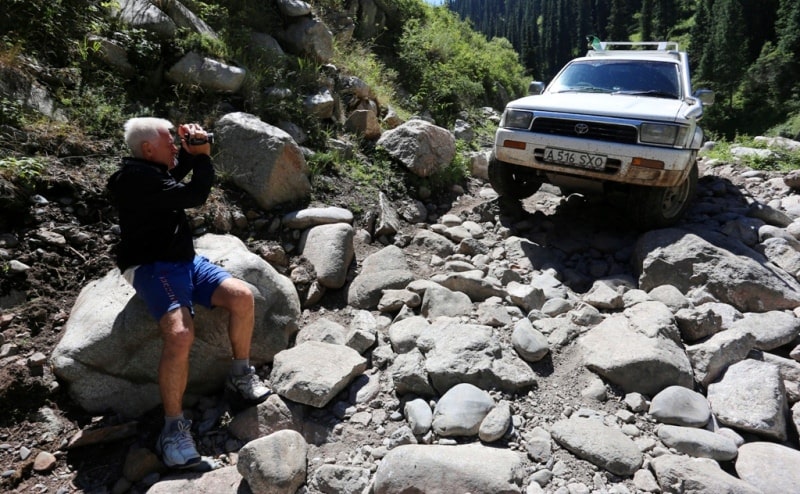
629, 161, 698, 229
488, 154, 543, 200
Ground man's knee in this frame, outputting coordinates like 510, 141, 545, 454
163, 331, 193, 358
215, 278, 254, 312
160, 309, 195, 352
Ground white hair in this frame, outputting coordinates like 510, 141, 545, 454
123, 117, 174, 158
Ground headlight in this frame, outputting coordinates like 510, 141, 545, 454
640, 123, 681, 145
502, 109, 534, 129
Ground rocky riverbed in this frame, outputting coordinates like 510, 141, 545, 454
3, 155, 800, 493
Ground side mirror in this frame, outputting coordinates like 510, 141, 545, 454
528, 81, 545, 95
694, 89, 714, 106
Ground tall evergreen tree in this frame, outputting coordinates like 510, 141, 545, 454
702, 0, 748, 107
652, 0, 676, 39
606, 0, 628, 40
691, 0, 713, 79
640, 0, 653, 41
743, 0, 800, 117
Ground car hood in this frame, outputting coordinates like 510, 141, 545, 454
507, 92, 698, 123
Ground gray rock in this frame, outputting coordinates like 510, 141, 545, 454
166, 52, 246, 92
270, 341, 367, 408
410, 229, 456, 257
388, 316, 431, 354
282, 206, 353, 229
390, 349, 435, 397
374, 444, 526, 494
651, 454, 761, 494
433, 270, 506, 302
145, 466, 245, 493
506, 282, 546, 312
299, 223, 354, 289
511, 318, 550, 362
656, 424, 738, 461
432, 383, 494, 437
376, 120, 456, 178
524, 426, 552, 463
113, 0, 175, 38
303, 88, 336, 120
578, 313, 693, 396
310, 464, 371, 494
423, 320, 536, 394
295, 317, 346, 345
421, 284, 473, 319
404, 398, 433, 436
729, 310, 800, 351
283, 16, 334, 63
277, 0, 312, 17
686, 330, 757, 386
237, 430, 307, 494
216, 112, 311, 209
479, 400, 512, 443
347, 245, 415, 309
647, 284, 691, 312
228, 394, 304, 443
736, 441, 800, 494
52, 234, 300, 417
707, 359, 788, 441
649, 385, 711, 427
635, 228, 800, 312
550, 417, 643, 476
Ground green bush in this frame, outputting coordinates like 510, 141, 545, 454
0, 157, 46, 187
397, 8, 527, 126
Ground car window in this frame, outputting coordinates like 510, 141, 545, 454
551, 60, 680, 98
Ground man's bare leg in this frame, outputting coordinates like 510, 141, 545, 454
210, 278, 255, 360
158, 307, 195, 417
211, 278, 270, 402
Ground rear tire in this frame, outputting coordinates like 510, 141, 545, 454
488, 154, 543, 200
629, 161, 698, 229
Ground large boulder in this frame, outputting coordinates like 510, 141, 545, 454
377, 119, 456, 178
634, 229, 800, 312
166, 52, 246, 93
281, 16, 334, 63
51, 234, 301, 417
578, 302, 694, 396
215, 112, 311, 210
113, 0, 176, 38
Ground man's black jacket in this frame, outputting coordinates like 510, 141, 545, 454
107, 148, 214, 271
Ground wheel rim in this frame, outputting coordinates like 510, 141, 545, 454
661, 178, 690, 218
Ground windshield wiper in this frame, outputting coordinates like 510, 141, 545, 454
613, 90, 678, 99
556, 86, 613, 94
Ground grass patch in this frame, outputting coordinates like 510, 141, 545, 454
703, 134, 800, 171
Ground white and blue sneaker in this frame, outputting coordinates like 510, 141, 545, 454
156, 418, 201, 469
226, 366, 271, 403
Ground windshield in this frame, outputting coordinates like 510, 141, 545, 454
549, 60, 681, 99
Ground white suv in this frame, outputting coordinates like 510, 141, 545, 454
490, 41, 714, 228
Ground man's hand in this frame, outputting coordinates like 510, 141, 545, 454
178, 123, 211, 156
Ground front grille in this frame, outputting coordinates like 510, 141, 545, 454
531, 117, 638, 144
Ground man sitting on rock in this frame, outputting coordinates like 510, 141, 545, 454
106, 117, 271, 469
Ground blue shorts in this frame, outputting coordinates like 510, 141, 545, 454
130, 255, 231, 321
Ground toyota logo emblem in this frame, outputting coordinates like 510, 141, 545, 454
574, 123, 589, 135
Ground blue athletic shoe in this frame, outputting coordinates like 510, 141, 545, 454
156, 418, 201, 468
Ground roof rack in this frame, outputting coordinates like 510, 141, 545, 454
588, 40, 679, 53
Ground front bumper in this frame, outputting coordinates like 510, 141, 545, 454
494, 128, 695, 188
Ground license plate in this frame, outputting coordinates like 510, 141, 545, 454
543, 147, 606, 170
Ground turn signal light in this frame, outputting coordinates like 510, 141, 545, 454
503, 140, 527, 150
631, 158, 664, 169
